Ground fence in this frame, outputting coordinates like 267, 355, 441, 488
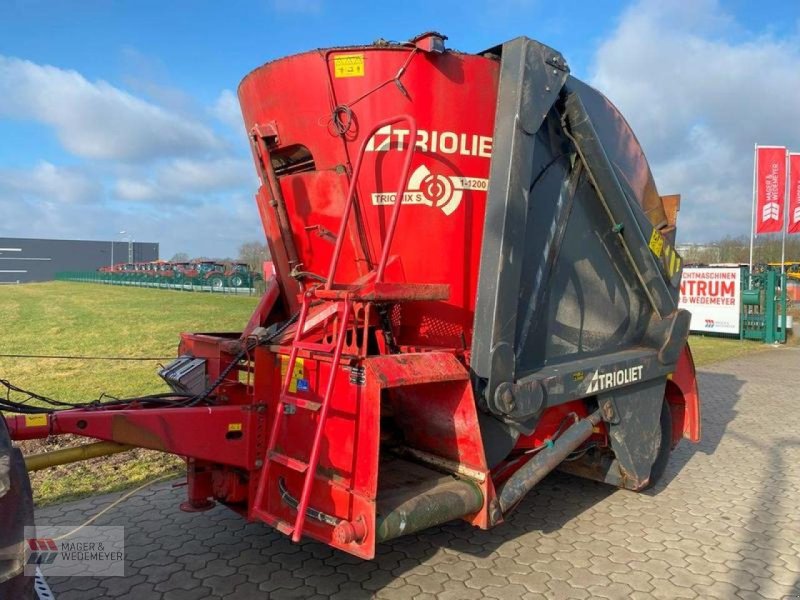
55, 272, 261, 296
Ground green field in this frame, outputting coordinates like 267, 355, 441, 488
688, 334, 772, 366
0, 281, 777, 506
1, 281, 259, 505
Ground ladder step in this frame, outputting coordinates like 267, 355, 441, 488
274, 519, 295, 536
293, 340, 335, 353
251, 509, 295, 536
281, 394, 322, 411
268, 451, 309, 472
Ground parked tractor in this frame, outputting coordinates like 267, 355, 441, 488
226, 262, 256, 288
2, 33, 699, 593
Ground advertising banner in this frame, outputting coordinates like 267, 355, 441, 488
754, 146, 786, 234
788, 153, 800, 235
679, 268, 741, 335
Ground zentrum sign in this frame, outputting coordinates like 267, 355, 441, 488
678, 268, 741, 335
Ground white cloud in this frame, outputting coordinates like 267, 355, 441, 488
0, 162, 101, 204
0, 187, 263, 259
114, 157, 254, 203
590, 0, 800, 242
0, 55, 223, 161
211, 89, 244, 132
114, 178, 160, 203
0, 55, 263, 258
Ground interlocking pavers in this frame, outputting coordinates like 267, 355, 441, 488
35, 347, 800, 599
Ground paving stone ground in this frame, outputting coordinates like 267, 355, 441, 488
38, 346, 800, 599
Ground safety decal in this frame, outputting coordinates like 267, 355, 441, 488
648, 228, 664, 258
333, 54, 365, 78
280, 356, 305, 393
24, 414, 47, 427
663, 244, 682, 279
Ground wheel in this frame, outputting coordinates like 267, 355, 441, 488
0, 419, 34, 598
209, 276, 224, 290
643, 401, 672, 490
230, 275, 244, 288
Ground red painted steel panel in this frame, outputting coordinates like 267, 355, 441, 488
239, 46, 499, 349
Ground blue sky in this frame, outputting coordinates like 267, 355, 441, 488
0, 0, 798, 258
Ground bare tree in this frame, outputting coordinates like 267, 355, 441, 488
238, 241, 270, 273
170, 252, 190, 262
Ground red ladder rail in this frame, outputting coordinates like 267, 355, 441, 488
251, 292, 313, 522
326, 115, 417, 288
290, 297, 352, 541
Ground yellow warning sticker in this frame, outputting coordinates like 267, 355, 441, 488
25, 414, 47, 427
280, 356, 305, 393
662, 244, 683, 278
333, 53, 365, 78
648, 228, 664, 258
227, 423, 242, 432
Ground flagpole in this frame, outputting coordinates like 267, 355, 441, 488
749, 143, 757, 282
781, 149, 788, 274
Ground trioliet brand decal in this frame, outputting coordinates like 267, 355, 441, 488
366, 125, 493, 158
371, 164, 487, 216
585, 365, 644, 394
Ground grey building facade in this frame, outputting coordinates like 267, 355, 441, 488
0, 238, 159, 284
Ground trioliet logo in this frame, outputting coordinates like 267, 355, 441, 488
366, 125, 493, 158
585, 365, 644, 394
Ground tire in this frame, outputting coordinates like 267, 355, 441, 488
230, 275, 244, 288
0, 419, 34, 598
643, 401, 672, 490
209, 276, 224, 290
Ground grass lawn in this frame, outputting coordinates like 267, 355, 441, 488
689, 302, 798, 365
1, 281, 259, 506
688, 335, 772, 367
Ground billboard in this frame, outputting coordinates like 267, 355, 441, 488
679, 268, 741, 335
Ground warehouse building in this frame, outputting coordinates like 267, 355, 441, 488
0, 237, 159, 284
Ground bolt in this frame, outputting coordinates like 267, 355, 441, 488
545, 85, 551, 92
255, 459, 263, 468
501, 387, 515, 412
601, 401, 614, 421
489, 499, 503, 525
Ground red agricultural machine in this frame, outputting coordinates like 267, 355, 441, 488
1, 33, 699, 592
98, 260, 258, 288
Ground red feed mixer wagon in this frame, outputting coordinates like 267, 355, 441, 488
1, 32, 699, 578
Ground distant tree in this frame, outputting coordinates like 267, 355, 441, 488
170, 252, 190, 262
680, 233, 800, 266
238, 241, 270, 273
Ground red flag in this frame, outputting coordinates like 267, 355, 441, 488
755, 146, 786, 234
789, 153, 800, 235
